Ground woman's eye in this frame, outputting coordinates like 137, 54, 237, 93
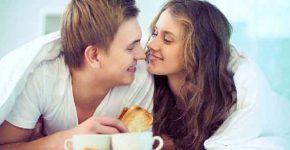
164, 36, 173, 43
164, 39, 171, 43
152, 31, 158, 37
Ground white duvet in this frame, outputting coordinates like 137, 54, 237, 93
0, 31, 61, 124
204, 50, 290, 149
0, 32, 289, 149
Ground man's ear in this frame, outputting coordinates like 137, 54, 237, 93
84, 45, 101, 69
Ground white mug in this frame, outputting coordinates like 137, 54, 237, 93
111, 132, 164, 150
64, 134, 111, 150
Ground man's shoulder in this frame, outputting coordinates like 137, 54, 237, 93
34, 55, 69, 81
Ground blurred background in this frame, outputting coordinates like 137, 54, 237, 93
0, 0, 289, 99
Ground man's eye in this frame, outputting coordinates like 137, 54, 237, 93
127, 46, 134, 51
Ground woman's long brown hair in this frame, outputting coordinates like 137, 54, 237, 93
150, 0, 237, 149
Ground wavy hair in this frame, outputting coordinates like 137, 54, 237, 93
150, 0, 237, 149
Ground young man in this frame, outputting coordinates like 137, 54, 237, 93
0, 0, 153, 149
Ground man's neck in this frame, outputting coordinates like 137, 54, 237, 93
70, 67, 112, 110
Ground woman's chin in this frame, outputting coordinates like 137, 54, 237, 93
147, 64, 156, 74
147, 66, 165, 75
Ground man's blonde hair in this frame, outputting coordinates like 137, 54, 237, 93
61, 0, 139, 68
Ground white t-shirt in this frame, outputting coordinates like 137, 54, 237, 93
5, 35, 154, 135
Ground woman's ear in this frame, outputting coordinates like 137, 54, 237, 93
84, 45, 101, 69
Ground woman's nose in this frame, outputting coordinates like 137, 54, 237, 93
147, 36, 160, 52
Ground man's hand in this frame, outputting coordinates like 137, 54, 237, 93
0, 116, 128, 150
70, 116, 128, 134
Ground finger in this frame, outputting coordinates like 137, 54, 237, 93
94, 117, 128, 133
96, 125, 120, 134
98, 117, 128, 133
118, 107, 129, 119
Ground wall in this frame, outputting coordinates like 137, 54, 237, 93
0, 0, 69, 57
210, 0, 290, 99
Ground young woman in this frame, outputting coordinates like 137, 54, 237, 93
146, 0, 290, 149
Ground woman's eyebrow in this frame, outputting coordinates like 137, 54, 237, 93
155, 26, 177, 38
163, 30, 177, 39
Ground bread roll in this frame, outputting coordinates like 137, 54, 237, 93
118, 105, 153, 132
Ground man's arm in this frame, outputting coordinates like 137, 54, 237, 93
0, 121, 33, 144
0, 120, 64, 150
0, 121, 76, 150
0, 116, 128, 150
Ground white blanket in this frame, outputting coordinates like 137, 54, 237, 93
0, 33, 289, 149
0, 32, 61, 124
204, 50, 290, 149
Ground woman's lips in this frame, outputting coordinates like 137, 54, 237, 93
149, 54, 164, 61
145, 51, 163, 63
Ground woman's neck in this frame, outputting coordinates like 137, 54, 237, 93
167, 72, 186, 97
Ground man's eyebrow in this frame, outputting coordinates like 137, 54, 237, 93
128, 39, 141, 47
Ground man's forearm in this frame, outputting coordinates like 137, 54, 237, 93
0, 129, 72, 150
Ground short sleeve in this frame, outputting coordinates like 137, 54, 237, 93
5, 68, 43, 129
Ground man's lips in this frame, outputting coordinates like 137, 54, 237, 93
127, 66, 136, 72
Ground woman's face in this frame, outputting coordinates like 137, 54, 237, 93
147, 8, 185, 76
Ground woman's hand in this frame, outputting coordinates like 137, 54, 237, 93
161, 134, 175, 150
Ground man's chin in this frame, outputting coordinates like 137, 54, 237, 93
120, 76, 135, 85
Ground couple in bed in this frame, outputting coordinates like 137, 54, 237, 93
0, 0, 289, 149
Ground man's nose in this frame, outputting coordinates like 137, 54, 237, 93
134, 45, 146, 60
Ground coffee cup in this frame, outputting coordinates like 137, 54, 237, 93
64, 134, 111, 150
111, 132, 163, 150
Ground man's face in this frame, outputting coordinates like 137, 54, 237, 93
99, 18, 145, 86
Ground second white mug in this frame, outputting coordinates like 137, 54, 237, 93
111, 132, 164, 150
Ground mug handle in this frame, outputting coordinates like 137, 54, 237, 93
153, 136, 164, 150
64, 138, 73, 150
